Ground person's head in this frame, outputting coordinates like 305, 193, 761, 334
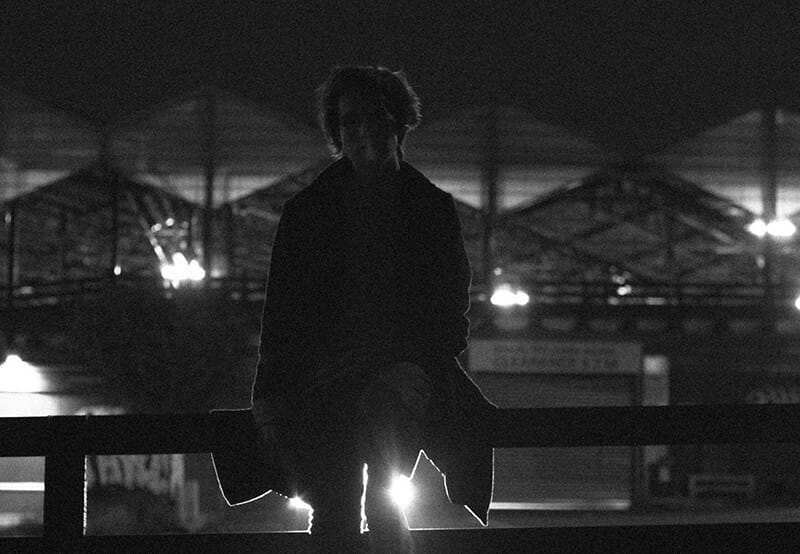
317, 66, 421, 174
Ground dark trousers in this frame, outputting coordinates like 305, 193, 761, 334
283, 362, 431, 553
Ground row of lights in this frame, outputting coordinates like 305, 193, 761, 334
747, 217, 797, 238
490, 217, 800, 311
159, 253, 206, 287
490, 284, 530, 307
493, 282, 800, 311
150, 218, 205, 287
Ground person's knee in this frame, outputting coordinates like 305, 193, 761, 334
359, 363, 431, 419
357, 384, 400, 423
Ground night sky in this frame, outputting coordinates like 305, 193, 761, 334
2, 1, 798, 157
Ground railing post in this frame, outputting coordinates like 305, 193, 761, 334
43, 416, 88, 550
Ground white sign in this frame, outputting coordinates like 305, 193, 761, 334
86, 454, 184, 499
469, 338, 641, 374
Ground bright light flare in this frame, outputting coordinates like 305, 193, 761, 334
748, 218, 797, 238
0, 354, 48, 393
188, 259, 206, 281
794, 294, 800, 311
388, 474, 415, 509
768, 219, 797, 238
490, 285, 530, 307
288, 496, 312, 511
748, 219, 767, 238
160, 253, 205, 286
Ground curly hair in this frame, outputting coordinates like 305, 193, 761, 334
316, 65, 422, 157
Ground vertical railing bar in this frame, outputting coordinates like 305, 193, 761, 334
42, 415, 88, 550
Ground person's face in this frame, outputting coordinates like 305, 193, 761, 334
338, 94, 399, 176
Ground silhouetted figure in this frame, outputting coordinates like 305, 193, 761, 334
247, 66, 495, 553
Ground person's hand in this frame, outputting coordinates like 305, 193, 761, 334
252, 395, 285, 424
252, 396, 292, 481
252, 397, 281, 441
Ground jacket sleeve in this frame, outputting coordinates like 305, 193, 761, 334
251, 200, 307, 404
431, 194, 472, 359
393, 192, 472, 367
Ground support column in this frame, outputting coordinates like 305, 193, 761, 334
762, 105, 778, 221
110, 173, 120, 280
201, 87, 217, 285
1, 93, 13, 304
761, 105, 777, 331
4, 203, 15, 304
58, 207, 67, 281
480, 102, 499, 292
223, 203, 234, 289
100, 128, 119, 280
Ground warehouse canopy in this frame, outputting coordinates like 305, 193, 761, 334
645, 108, 800, 218
1, 164, 200, 286
497, 165, 769, 287
108, 87, 330, 207
405, 105, 616, 211
0, 86, 99, 203
212, 160, 328, 279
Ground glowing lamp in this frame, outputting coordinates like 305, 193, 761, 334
748, 218, 796, 238
160, 253, 206, 287
0, 354, 48, 393
767, 218, 797, 238
490, 285, 530, 307
188, 259, 206, 281
748, 219, 767, 237
388, 474, 415, 509
616, 284, 632, 296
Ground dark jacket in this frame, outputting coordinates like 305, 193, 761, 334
213, 159, 495, 524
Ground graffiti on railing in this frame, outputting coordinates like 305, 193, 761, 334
746, 384, 800, 404
86, 454, 184, 498
76, 405, 190, 533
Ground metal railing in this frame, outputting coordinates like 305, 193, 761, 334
2, 405, 800, 552
4, 276, 800, 309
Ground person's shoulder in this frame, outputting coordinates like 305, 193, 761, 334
284, 158, 347, 210
401, 162, 453, 204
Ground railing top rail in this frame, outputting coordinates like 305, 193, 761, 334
3, 404, 800, 457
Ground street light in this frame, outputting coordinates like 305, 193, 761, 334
748, 218, 797, 239
160, 253, 206, 287
388, 474, 415, 509
0, 354, 48, 393
490, 284, 530, 307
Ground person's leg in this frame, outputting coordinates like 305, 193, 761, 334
287, 396, 366, 552
358, 362, 432, 553
363, 461, 414, 553
306, 460, 365, 553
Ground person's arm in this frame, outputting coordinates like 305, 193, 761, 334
394, 193, 472, 367
431, 194, 472, 358
251, 200, 307, 413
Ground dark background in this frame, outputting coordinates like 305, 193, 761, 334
2, 1, 798, 157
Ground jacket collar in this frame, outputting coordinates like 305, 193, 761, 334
314, 157, 430, 202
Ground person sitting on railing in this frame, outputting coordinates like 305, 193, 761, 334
218, 65, 495, 553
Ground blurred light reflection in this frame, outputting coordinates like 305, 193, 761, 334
0, 355, 48, 393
